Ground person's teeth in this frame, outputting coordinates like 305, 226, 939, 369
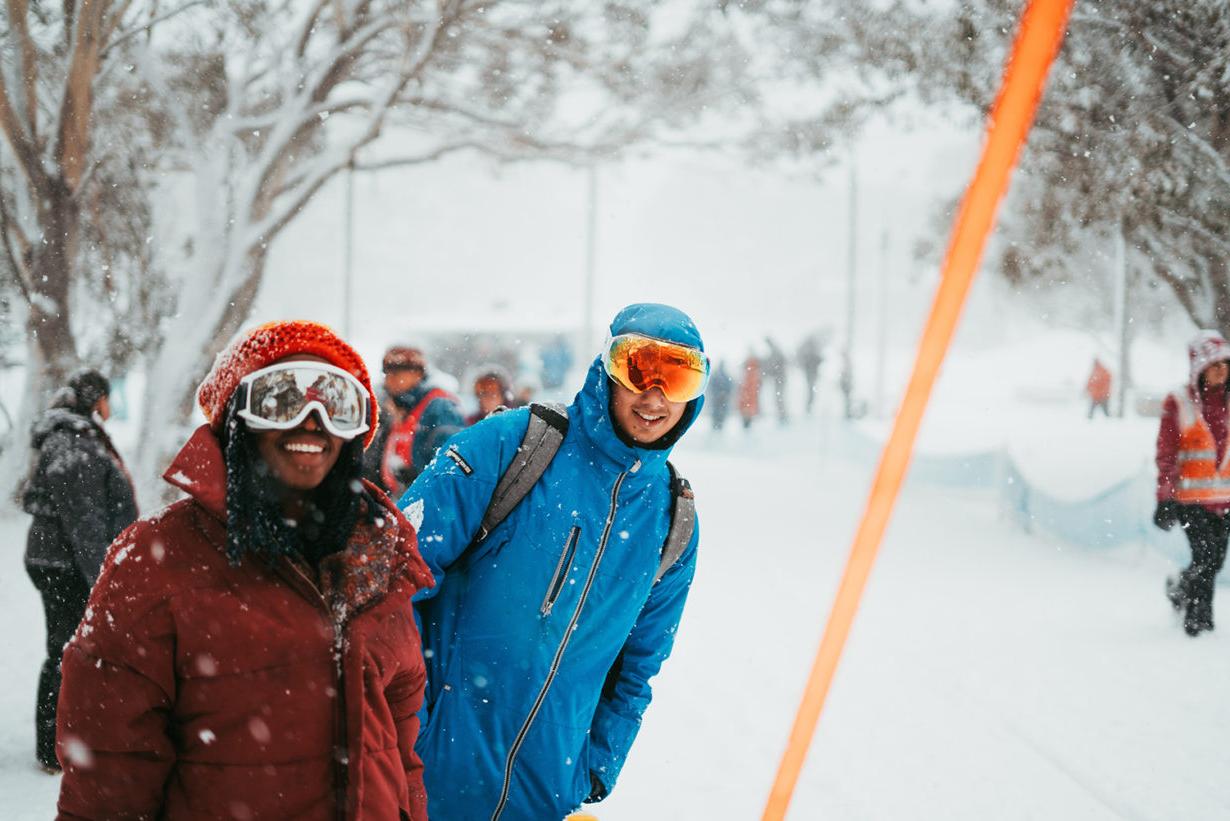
284, 443, 324, 453
635, 411, 664, 422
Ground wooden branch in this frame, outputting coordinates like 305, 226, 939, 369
295, 0, 331, 58
56, 0, 111, 192
7, 0, 40, 143
352, 142, 497, 171
0, 193, 35, 303
0, 73, 49, 190
100, 0, 134, 45
101, 0, 209, 58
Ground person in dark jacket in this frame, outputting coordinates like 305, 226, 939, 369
21, 368, 137, 773
1154, 330, 1230, 636
55, 321, 433, 819
763, 336, 789, 424
362, 345, 465, 498
707, 359, 735, 431
402, 303, 707, 820
797, 333, 825, 415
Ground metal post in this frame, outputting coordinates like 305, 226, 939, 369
843, 154, 858, 419
875, 226, 889, 417
1113, 219, 1129, 417
342, 159, 355, 339
583, 165, 598, 358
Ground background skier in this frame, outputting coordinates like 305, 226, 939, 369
20, 368, 137, 773
1154, 330, 1230, 636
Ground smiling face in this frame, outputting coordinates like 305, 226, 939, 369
609, 381, 688, 445
250, 355, 344, 494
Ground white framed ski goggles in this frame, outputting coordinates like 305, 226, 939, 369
602, 333, 710, 403
235, 361, 371, 440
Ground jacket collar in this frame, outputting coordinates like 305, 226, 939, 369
164, 424, 229, 521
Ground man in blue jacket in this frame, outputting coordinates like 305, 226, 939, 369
402, 303, 707, 820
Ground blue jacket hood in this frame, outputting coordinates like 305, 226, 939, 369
576, 303, 707, 472
608, 302, 705, 351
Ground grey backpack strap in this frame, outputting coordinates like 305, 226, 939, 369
655, 461, 696, 583
475, 402, 568, 542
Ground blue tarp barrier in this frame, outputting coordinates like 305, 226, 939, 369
840, 423, 1195, 570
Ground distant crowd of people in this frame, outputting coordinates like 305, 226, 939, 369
704, 332, 830, 432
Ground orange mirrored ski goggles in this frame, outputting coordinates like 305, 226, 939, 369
602, 333, 710, 403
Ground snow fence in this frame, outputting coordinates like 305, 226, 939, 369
838, 424, 1192, 567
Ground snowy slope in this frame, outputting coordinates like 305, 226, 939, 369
2, 416, 1228, 819
606, 422, 1230, 819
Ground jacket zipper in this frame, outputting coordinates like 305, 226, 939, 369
540, 525, 581, 617
283, 561, 349, 821
490, 471, 628, 821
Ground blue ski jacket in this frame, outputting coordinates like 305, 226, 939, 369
402, 304, 704, 821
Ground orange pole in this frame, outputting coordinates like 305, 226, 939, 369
761, 1, 1075, 818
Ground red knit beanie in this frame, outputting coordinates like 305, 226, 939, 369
197, 320, 379, 448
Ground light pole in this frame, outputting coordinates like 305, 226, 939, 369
842, 152, 859, 419
342, 159, 355, 339
875, 226, 890, 417
582, 165, 598, 359
1113, 219, 1130, 417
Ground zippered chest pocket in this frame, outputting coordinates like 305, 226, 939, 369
540, 525, 581, 617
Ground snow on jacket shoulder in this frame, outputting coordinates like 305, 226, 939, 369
21, 408, 137, 585
402, 356, 703, 821
55, 424, 433, 821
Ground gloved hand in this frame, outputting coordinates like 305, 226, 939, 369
1153, 500, 1184, 531
583, 773, 607, 804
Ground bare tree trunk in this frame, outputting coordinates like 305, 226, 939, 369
0, 333, 50, 510
27, 185, 80, 379
131, 243, 271, 507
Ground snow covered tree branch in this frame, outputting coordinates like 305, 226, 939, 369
810, 0, 1230, 336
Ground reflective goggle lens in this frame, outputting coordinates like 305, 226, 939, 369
239, 363, 369, 438
603, 334, 709, 402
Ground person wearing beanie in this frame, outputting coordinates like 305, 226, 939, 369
1155, 329, 1230, 636
55, 321, 433, 820
402, 303, 708, 819
465, 363, 517, 425
21, 368, 137, 773
361, 343, 465, 498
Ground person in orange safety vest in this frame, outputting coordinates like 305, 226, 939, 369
1154, 330, 1230, 636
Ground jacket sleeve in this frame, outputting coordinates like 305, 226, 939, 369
387, 660, 428, 819
407, 397, 467, 485
56, 530, 178, 820
586, 521, 700, 800
1157, 394, 1181, 500
45, 432, 124, 587
398, 411, 527, 602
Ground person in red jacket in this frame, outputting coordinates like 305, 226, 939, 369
54, 320, 434, 820
1154, 330, 1230, 636
1085, 357, 1112, 418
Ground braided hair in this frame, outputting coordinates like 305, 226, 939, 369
219, 393, 374, 567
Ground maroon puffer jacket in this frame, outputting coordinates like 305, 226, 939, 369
55, 425, 434, 820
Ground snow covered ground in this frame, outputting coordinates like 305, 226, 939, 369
3, 410, 1228, 819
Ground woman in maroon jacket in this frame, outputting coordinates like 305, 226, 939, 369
55, 320, 434, 820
